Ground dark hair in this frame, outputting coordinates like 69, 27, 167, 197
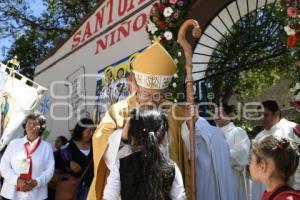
57, 136, 68, 145
252, 135, 299, 182
221, 104, 235, 116
128, 108, 173, 200
22, 111, 46, 136
117, 68, 124, 73
71, 118, 94, 141
262, 100, 280, 114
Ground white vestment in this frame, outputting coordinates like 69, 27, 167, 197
195, 117, 236, 200
249, 118, 300, 200
220, 122, 251, 200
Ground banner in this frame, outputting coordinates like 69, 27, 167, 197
94, 50, 142, 123
0, 63, 46, 150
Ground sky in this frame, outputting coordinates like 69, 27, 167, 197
0, 0, 46, 62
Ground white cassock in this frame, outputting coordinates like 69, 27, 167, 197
219, 122, 251, 200
195, 117, 236, 200
249, 118, 300, 200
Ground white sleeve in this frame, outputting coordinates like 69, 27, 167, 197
230, 130, 250, 167
103, 161, 121, 200
0, 141, 19, 186
181, 122, 190, 159
36, 143, 55, 187
103, 129, 122, 170
170, 164, 187, 200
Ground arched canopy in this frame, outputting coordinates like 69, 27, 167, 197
187, 0, 277, 81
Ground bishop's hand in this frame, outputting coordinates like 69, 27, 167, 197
121, 120, 130, 141
185, 103, 199, 124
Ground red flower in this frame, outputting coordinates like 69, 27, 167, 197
156, 3, 165, 12
160, 36, 167, 43
287, 7, 298, 18
287, 35, 297, 47
293, 101, 300, 109
159, 21, 165, 29
294, 124, 300, 138
169, 0, 178, 4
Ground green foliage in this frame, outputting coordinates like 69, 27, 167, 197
234, 68, 280, 98
206, 2, 300, 132
294, 112, 300, 124
234, 118, 254, 133
275, 0, 300, 49
206, 4, 298, 103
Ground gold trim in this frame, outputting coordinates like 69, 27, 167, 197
133, 71, 173, 89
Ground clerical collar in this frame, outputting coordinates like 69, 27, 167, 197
220, 122, 235, 133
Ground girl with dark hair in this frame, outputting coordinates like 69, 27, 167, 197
249, 135, 300, 200
103, 109, 186, 200
56, 118, 95, 200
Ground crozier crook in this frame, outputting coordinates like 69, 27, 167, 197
177, 19, 201, 200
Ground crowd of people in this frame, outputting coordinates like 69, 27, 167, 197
0, 100, 299, 200
0, 112, 95, 200
0, 42, 299, 200
87, 42, 300, 200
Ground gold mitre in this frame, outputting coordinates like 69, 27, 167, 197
132, 42, 177, 89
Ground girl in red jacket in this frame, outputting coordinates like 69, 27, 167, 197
250, 135, 300, 200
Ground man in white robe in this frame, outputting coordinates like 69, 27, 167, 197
195, 116, 236, 200
214, 104, 250, 200
250, 100, 300, 200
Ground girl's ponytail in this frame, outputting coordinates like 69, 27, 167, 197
252, 135, 299, 181
128, 109, 174, 200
